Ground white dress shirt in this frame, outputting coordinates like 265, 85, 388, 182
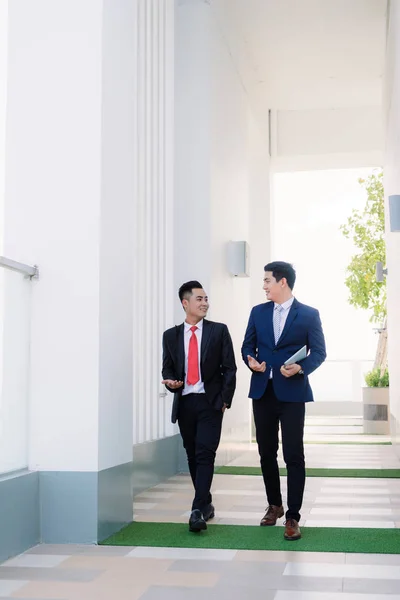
270, 296, 295, 378
182, 320, 205, 396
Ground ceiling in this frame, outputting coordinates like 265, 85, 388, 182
212, 0, 387, 168
213, 0, 387, 110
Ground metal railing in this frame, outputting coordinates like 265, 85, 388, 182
0, 256, 39, 279
311, 358, 374, 404
0, 256, 38, 473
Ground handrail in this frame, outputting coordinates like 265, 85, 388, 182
322, 359, 373, 363
0, 256, 39, 279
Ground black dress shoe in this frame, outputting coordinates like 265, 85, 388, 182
189, 509, 207, 532
203, 503, 215, 522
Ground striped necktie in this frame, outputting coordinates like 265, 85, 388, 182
273, 304, 284, 345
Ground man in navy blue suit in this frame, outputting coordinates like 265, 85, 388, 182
242, 261, 326, 540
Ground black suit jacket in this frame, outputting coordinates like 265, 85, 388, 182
162, 319, 237, 423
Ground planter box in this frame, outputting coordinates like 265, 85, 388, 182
362, 387, 390, 434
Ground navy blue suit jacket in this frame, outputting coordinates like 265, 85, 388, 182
241, 299, 326, 402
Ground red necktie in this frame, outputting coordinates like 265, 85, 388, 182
187, 326, 200, 385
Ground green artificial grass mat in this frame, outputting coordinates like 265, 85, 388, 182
100, 521, 400, 554
303, 441, 392, 445
215, 466, 400, 478
252, 440, 392, 446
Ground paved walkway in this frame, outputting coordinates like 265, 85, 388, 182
2, 542, 400, 600
1, 422, 400, 599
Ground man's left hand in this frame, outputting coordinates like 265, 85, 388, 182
280, 363, 301, 378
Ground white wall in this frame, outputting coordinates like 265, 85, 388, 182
384, 0, 400, 452
0, 0, 194, 478
1, 0, 178, 474
271, 108, 383, 172
174, 0, 213, 297
276, 107, 383, 157
208, 11, 252, 443
5, 0, 103, 472
98, 0, 136, 469
2, 0, 178, 474
175, 0, 271, 448
0, 0, 7, 226
0, 270, 31, 473
247, 112, 271, 302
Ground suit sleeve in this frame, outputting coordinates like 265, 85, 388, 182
241, 309, 258, 371
220, 325, 237, 409
301, 310, 327, 376
162, 331, 178, 393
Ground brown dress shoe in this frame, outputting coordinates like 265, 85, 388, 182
284, 518, 301, 540
260, 505, 284, 526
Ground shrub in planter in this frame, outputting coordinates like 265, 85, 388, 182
364, 367, 389, 388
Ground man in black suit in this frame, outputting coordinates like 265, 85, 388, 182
162, 281, 236, 532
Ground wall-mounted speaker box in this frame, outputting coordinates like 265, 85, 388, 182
389, 195, 400, 232
227, 241, 250, 277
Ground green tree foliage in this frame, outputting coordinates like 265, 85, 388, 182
340, 170, 386, 323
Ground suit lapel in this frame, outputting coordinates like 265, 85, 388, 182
277, 298, 299, 346
175, 324, 185, 378
201, 319, 213, 364
264, 302, 275, 347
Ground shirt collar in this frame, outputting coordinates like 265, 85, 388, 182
274, 297, 294, 311
184, 319, 203, 332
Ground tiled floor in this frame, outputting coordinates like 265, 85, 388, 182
135, 472, 400, 528
2, 544, 400, 599
131, 442, 400, 528
302, 416, 392, 444
1, 426, 400, 599
229, 441, 399, 469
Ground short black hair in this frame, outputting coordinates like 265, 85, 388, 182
178, 280, 203, 303
264, 261, 296, 290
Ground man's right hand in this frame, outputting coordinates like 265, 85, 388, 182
161, 379, 184, 390
247, 356, 267, 373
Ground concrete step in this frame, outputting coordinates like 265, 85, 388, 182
305, 416, 362, 427
304, 425, 363, 435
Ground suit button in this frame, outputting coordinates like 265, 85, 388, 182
273, 350, 277, 354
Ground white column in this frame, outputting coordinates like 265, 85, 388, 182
3, 0, 136, 542
5, 0, 103, 473
133, 0, 175, 445
174, 0, 212, 309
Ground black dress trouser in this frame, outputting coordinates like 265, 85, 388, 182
253, 379, 305, 522
178, 393, 223, 512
